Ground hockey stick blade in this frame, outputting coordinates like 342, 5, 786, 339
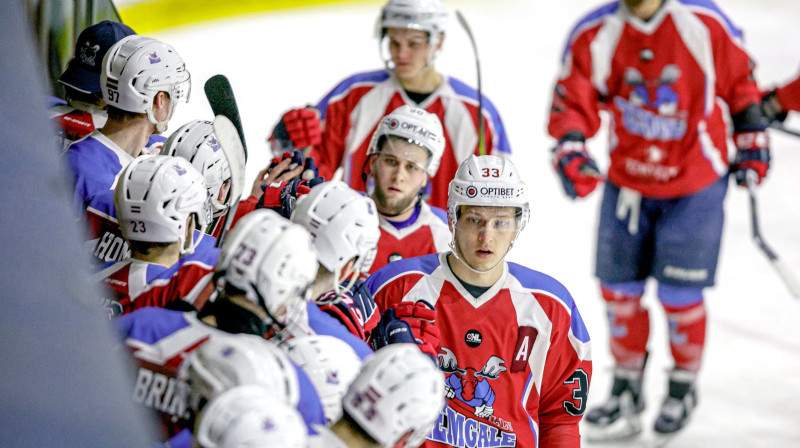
205, 74, 248, 160
455, 10, 485, 156
746, 173, 800, 298
213, 115, 247, 248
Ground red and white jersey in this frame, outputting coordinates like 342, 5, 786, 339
548, 0, 761, 198
369, 201, 452, 274
94, 240, 218, 315
366, 253, 592, 447
312, 70, 511, 209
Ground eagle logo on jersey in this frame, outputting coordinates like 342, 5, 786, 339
439, 347, 506, 418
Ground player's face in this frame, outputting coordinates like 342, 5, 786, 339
371, 138, 429, 216
453, 206, 519, 271
387, 28, 435, 82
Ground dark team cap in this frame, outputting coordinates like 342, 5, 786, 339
58, 20, 136, 95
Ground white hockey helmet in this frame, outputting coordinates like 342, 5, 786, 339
181, 333, 300, 415
216, 209, 317, 327
101, 35, 190, 132
194, 385, 307, 448
344, 344, 444, 448
447, 155, 530, 232
367, 105, 445, 177
115, 155, 210, 254
291, 181, 380, 275
377, 0, 449, 47
281, 335, 362, 425
162, 120, 232, 218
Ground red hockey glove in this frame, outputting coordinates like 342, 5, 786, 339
392, 300, 440, 358
552, 138, 602, 199
731, 130, 770, 186
282, 107, 322, 149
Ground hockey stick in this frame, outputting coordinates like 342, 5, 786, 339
745, 171, 800, 298
205, 74, 248, 160
769, 122, 800, 138
455, 10, 485, 156
212, 115, 246, 248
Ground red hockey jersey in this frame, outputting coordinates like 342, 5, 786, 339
548, 0, 762, 198
311, 70, 511, 209
369, 202, 451, 274
366, 253, 592, 447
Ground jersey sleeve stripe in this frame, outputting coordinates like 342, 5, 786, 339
679, 0, 744, 41
317, 70, 390, 120
560, 1, 619, 62
365, 253, 440, 296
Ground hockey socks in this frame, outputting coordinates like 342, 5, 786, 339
601, 285, 649, 371
661, 301, 706, 373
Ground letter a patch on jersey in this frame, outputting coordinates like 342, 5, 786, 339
511, 326, 538, 373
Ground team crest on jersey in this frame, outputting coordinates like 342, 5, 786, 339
149, 52, 161, 64
79, 41, 101, 67
431, 347, 515, 447
615, 65, 686, 141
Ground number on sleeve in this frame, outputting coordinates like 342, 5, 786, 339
563, 368, 589, 416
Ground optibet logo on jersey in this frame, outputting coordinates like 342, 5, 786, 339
466, 186, 478, 198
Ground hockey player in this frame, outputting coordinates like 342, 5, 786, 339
291, 181, 382, 342
366, 155, 593, 447
272, 0, 511, 209
160, 120, 233, 237
114, 210, 325, 439
192, 385, 308, 448
86, 119, 232, 264
547, 0, 770, 440
51, 21, 135, 150
363, 105, 451, 274
94, 155, 214, 315
308, 344, 445, 448
65, 34, 190, 213
281, 335, 363, 425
